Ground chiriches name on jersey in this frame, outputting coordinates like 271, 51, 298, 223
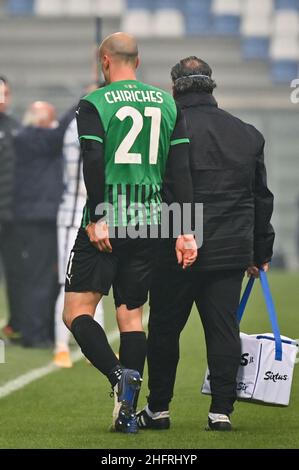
105, 89, 164, 105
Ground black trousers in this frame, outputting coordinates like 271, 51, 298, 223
0, 222, 23, 332
147, 267, 244, 416
17, 222, 58, 346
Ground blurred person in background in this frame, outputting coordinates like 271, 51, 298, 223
138, 57, 275, 432
13, 101, 74, 348
0, 76, 21, 342
54, 93, 104, 368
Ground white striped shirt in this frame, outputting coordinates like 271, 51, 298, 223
57, 119, 86, 228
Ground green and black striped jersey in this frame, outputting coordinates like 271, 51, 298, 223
77, 79, 190, 227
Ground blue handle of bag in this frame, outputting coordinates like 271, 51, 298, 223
237, 276, 255, 323
236, 270, 282, 361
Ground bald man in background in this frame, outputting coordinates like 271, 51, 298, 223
13, 101, 74, 348
63, 32, 196, 434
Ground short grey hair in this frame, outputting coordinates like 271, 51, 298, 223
171, 56, 216, 97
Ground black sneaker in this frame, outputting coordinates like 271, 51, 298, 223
206, 413, 232, 431
137, 406, 170, 430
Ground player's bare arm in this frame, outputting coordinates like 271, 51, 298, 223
76, 100, 112, 252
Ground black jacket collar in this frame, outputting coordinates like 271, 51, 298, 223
175, 92, 218, 109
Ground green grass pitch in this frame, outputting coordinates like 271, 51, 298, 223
0, 271, 298, 449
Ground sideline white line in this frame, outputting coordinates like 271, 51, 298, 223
0, 312, 149, 400
0, 329, 119, 400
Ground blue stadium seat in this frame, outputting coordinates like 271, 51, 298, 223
275, 0, 299, 10
242, 37, 270, 60
8, 0, 34, 15
212, 0, 241, 35
126, 0, 149, 9
183, 0, 212, 14
153, 0, 179, 9
183, 0, 213, 34
213, 15, 240, 35
271, 60, 299, 82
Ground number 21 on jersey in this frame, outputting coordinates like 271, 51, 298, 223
115, 106, 161, 165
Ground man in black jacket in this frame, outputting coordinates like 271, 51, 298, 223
137, 57, 275, 431
13, 101, 73, 347
0, 76, 21, 340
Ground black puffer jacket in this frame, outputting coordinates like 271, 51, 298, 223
164, 91, 275, 271
13, 108, 75, 222
0, 112, 20, 221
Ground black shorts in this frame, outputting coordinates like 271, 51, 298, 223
65, 228, 158, 309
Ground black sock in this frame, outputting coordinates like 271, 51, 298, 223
119, 331, 147, 377
71, 315, 122, 387
119, 331, 147, 410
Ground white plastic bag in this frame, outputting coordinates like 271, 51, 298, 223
202, 271, 298, 406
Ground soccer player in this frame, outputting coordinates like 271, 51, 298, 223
63, 33, 197, 434
53, 116, 104, 368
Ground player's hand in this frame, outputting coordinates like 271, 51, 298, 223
86, 221, 112, 253
246, 263, 269, 278
175, 234, 198, 270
